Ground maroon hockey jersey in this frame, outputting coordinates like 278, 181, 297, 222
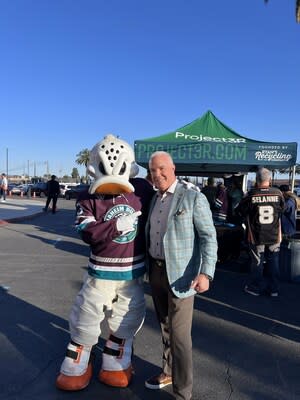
75, 178, 154, 280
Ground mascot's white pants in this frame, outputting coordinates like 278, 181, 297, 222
60, 274, 145, 377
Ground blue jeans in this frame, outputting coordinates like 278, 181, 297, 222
0, 188, 6, 200
248, 243, 280, 293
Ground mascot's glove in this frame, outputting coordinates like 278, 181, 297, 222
116, 211, 142, 234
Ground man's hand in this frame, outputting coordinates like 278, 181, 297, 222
116, 211, 142, 234
191, 274, 210, 293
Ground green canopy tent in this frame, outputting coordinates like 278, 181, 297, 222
134, 111, 298, 183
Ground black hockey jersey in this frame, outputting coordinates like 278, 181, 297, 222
236, 186, 285, 245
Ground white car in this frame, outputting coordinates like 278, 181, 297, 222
59, 183, 79, 197
11, 184, 33, 196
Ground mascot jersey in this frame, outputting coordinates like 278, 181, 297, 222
75, 181, 152, 281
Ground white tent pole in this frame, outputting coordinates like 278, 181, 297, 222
242, 174, 248, 193
291, 165, 296, 191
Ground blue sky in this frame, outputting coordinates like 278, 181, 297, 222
0, 0, 299, 179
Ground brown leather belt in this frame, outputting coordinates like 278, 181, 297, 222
152, 258, 166, 267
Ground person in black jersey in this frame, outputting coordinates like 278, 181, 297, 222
236, 168, 284, 297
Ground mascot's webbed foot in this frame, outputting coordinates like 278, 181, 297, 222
99, 334, 134, 387
56, 363, 93, 391
56, 341, 93, 391
99, 365, 133, 388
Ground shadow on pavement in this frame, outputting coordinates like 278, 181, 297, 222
200, 269, 300, 343
0, 288, 174, 400
3, 204, 300, 399
143, 275, 300, 400
193, 270, 300, 400
3, 208, 90, 258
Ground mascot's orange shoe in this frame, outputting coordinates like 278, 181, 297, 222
99, 365, 133, 387
56, 341, 93, 391
99, 334, 135, 387
56, 363, 93, 391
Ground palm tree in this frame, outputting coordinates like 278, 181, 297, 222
76, 149, 90, 182
264, 0, 300, 23
76, 149, 90, 167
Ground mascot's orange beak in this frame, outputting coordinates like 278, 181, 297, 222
95, 182, 133, 195
89, 175, 135, 195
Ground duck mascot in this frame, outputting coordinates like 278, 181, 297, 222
56, 134, 154, 391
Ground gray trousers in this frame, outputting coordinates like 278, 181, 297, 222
69, 274, 145, 346
149, 260, 194, 400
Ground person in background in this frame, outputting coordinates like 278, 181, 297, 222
279, 184, 298, 238
145, 151, 217, 400
145, 168, 154, 186
212, 179, 228, 223
201, 176, 217, 210
236, 168, 285, 297
43, 175, 60, 214
0, 173, 8, 203
227, 178, 244, 225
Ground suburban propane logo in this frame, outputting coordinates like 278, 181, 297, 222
175, 131, 246, 144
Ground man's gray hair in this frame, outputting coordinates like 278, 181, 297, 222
256, 167, 271, 184
149, 151, 174, 166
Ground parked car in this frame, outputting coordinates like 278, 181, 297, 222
31, 182, 48, 197
8, 183, 18, 192
11, 184, 33, 196
65, 184, 89, 200
10, 185, 23, 195
59, 183, 78, 197
294, 187, 300, 197
59, 184, 67, 197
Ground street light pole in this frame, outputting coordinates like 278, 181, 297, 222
6, 148, 8, 179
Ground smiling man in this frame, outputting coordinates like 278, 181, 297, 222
145, 151, 217, 400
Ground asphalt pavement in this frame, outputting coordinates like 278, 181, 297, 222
0, 196, 45, 224
0, 197, 300, 400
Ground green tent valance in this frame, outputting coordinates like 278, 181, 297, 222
134, 111, 298, 175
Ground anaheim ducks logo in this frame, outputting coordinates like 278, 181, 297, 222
105, 204, 138, 244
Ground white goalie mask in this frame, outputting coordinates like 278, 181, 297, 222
87, 134, 139, 195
